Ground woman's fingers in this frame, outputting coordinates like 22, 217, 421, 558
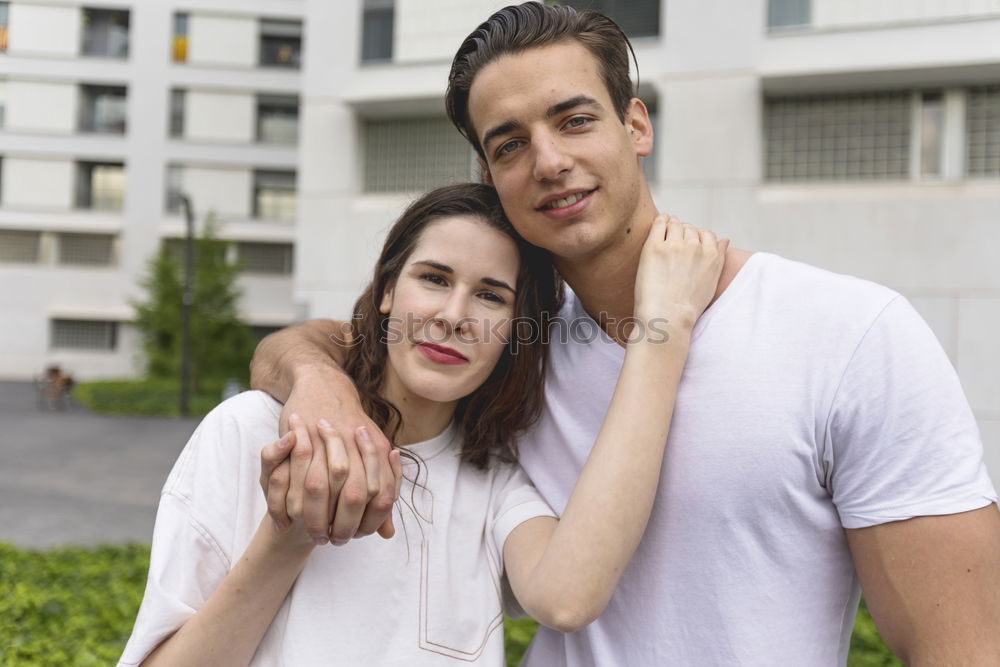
302, 436, 331, 545
319, 419, 350, 529
285, 413, 314, 520
375, 449, 404, 539
260, 430, 295, 532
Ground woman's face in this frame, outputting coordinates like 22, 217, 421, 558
380, 215, 519, 405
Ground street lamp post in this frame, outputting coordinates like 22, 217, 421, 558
179, 195, 195, 417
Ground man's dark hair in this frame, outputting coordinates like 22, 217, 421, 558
445, 2, 637, 160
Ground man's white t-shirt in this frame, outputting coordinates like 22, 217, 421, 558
119, 390, 554, 666
519, 252, 996, 666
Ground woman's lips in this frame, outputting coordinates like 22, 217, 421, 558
416, 343, 469, 365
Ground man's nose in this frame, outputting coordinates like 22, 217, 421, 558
532, 135, 573, 181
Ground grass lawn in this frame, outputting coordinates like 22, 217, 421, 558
1, 542, 900, 667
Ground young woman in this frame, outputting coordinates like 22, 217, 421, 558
120, 183, 726, 666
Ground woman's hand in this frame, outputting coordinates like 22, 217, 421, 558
259, 415, 402, 547
633, 214, 729, 334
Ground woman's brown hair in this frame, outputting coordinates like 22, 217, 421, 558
343, 182, 562, 468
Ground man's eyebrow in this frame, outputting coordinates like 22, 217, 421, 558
481, 120, 522, 152
481, 96, 604, 151
414, 261, 516, 294
546, 95, 603, 118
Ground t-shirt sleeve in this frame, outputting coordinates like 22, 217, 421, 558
117, 394, 272, 665
487, 462, 556, 618
826, 295, 997, 529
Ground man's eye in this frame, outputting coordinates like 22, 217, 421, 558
565, 116, 592, 129
420, 273, 447, 286
496, 140, 522, 157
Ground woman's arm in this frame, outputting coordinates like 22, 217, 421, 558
250, 321, 398, 543
142, 418, 352, 666
503, 216, 727, 633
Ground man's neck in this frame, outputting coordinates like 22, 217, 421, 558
554, 197, 658, 344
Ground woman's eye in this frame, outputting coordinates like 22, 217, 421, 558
478, 291, 505, 304
420, 273, 447, 286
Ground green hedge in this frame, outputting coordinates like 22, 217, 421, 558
0, 543, 150, 666
73, 379, 225, 418
1, 543, 899, 666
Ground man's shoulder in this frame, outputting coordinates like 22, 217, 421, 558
747, 251, 899, 309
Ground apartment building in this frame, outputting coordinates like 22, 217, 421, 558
0, 0, 302, 380
295, 0, 1000, 473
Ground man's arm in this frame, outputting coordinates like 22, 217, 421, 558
846, 504, 1000, 665
250, 320, 397, 544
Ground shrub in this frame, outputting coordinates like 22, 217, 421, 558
73, 378, 224, 417
0, 543, 150, 666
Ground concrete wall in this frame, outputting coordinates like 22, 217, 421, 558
7, 4, 80, 58
180, 165, 252, 218
813, 0, 1000, 30
185, 90, 255, 143
188, 14, 257, 67
2, 158, 75, 209
4, 81, 77, 134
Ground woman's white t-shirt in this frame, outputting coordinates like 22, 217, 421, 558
119, 390, 554, 666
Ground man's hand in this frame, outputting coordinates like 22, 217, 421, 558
260, 367, 402, 544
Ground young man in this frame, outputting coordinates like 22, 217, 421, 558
250, 4, 1000, 664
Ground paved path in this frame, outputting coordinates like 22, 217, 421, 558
0, 382, 201, 548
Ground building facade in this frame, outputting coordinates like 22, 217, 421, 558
294, 0, 1000, 474
1, 0, 997, 472
0, 0, 302, 380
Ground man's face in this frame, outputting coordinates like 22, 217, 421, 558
468, 40, 653, 262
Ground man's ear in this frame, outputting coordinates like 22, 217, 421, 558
477, 155, 494, 186
626, 98, 654, 158
379, 282, 395, 314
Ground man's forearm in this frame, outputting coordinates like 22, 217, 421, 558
249, 319, 350, 403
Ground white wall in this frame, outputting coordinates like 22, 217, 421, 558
185, 90, 255, 143
188, 14, 257, 67
395, 0, 499, 63
813, 0, 1000, 29
4, 80, 77, 134
2, 158, 75, 209
7, 4, 80, 57
180, 166, 252, 218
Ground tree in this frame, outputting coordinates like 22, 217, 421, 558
132, 218, 255, 392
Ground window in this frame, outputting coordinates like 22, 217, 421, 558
51, 319, 118, 350
173, 12, 188, 62
364, 117, 475, 192
162, 237, 226, 267
251, 324, 285, 341
164, 164, 183, 213
57, 233, 114, 266
361, 0, 393, 63
0, 230, 41, 263
561, 0, 660, 38
257, 94, 298, 144
919, 92, 944, 179
79, 85, 127, 134
169, 89, 185, 137
253, 170, 296, 221
76, 161, 125, 210
768, 0, 811, 29
237, 242, 293, 274
967, 86, 1000, 178
81, 8, 130, 58
259, 19, 301, 68
764, 93, 911, 181
0, 79, 6, 128
0, 3, 9, 53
